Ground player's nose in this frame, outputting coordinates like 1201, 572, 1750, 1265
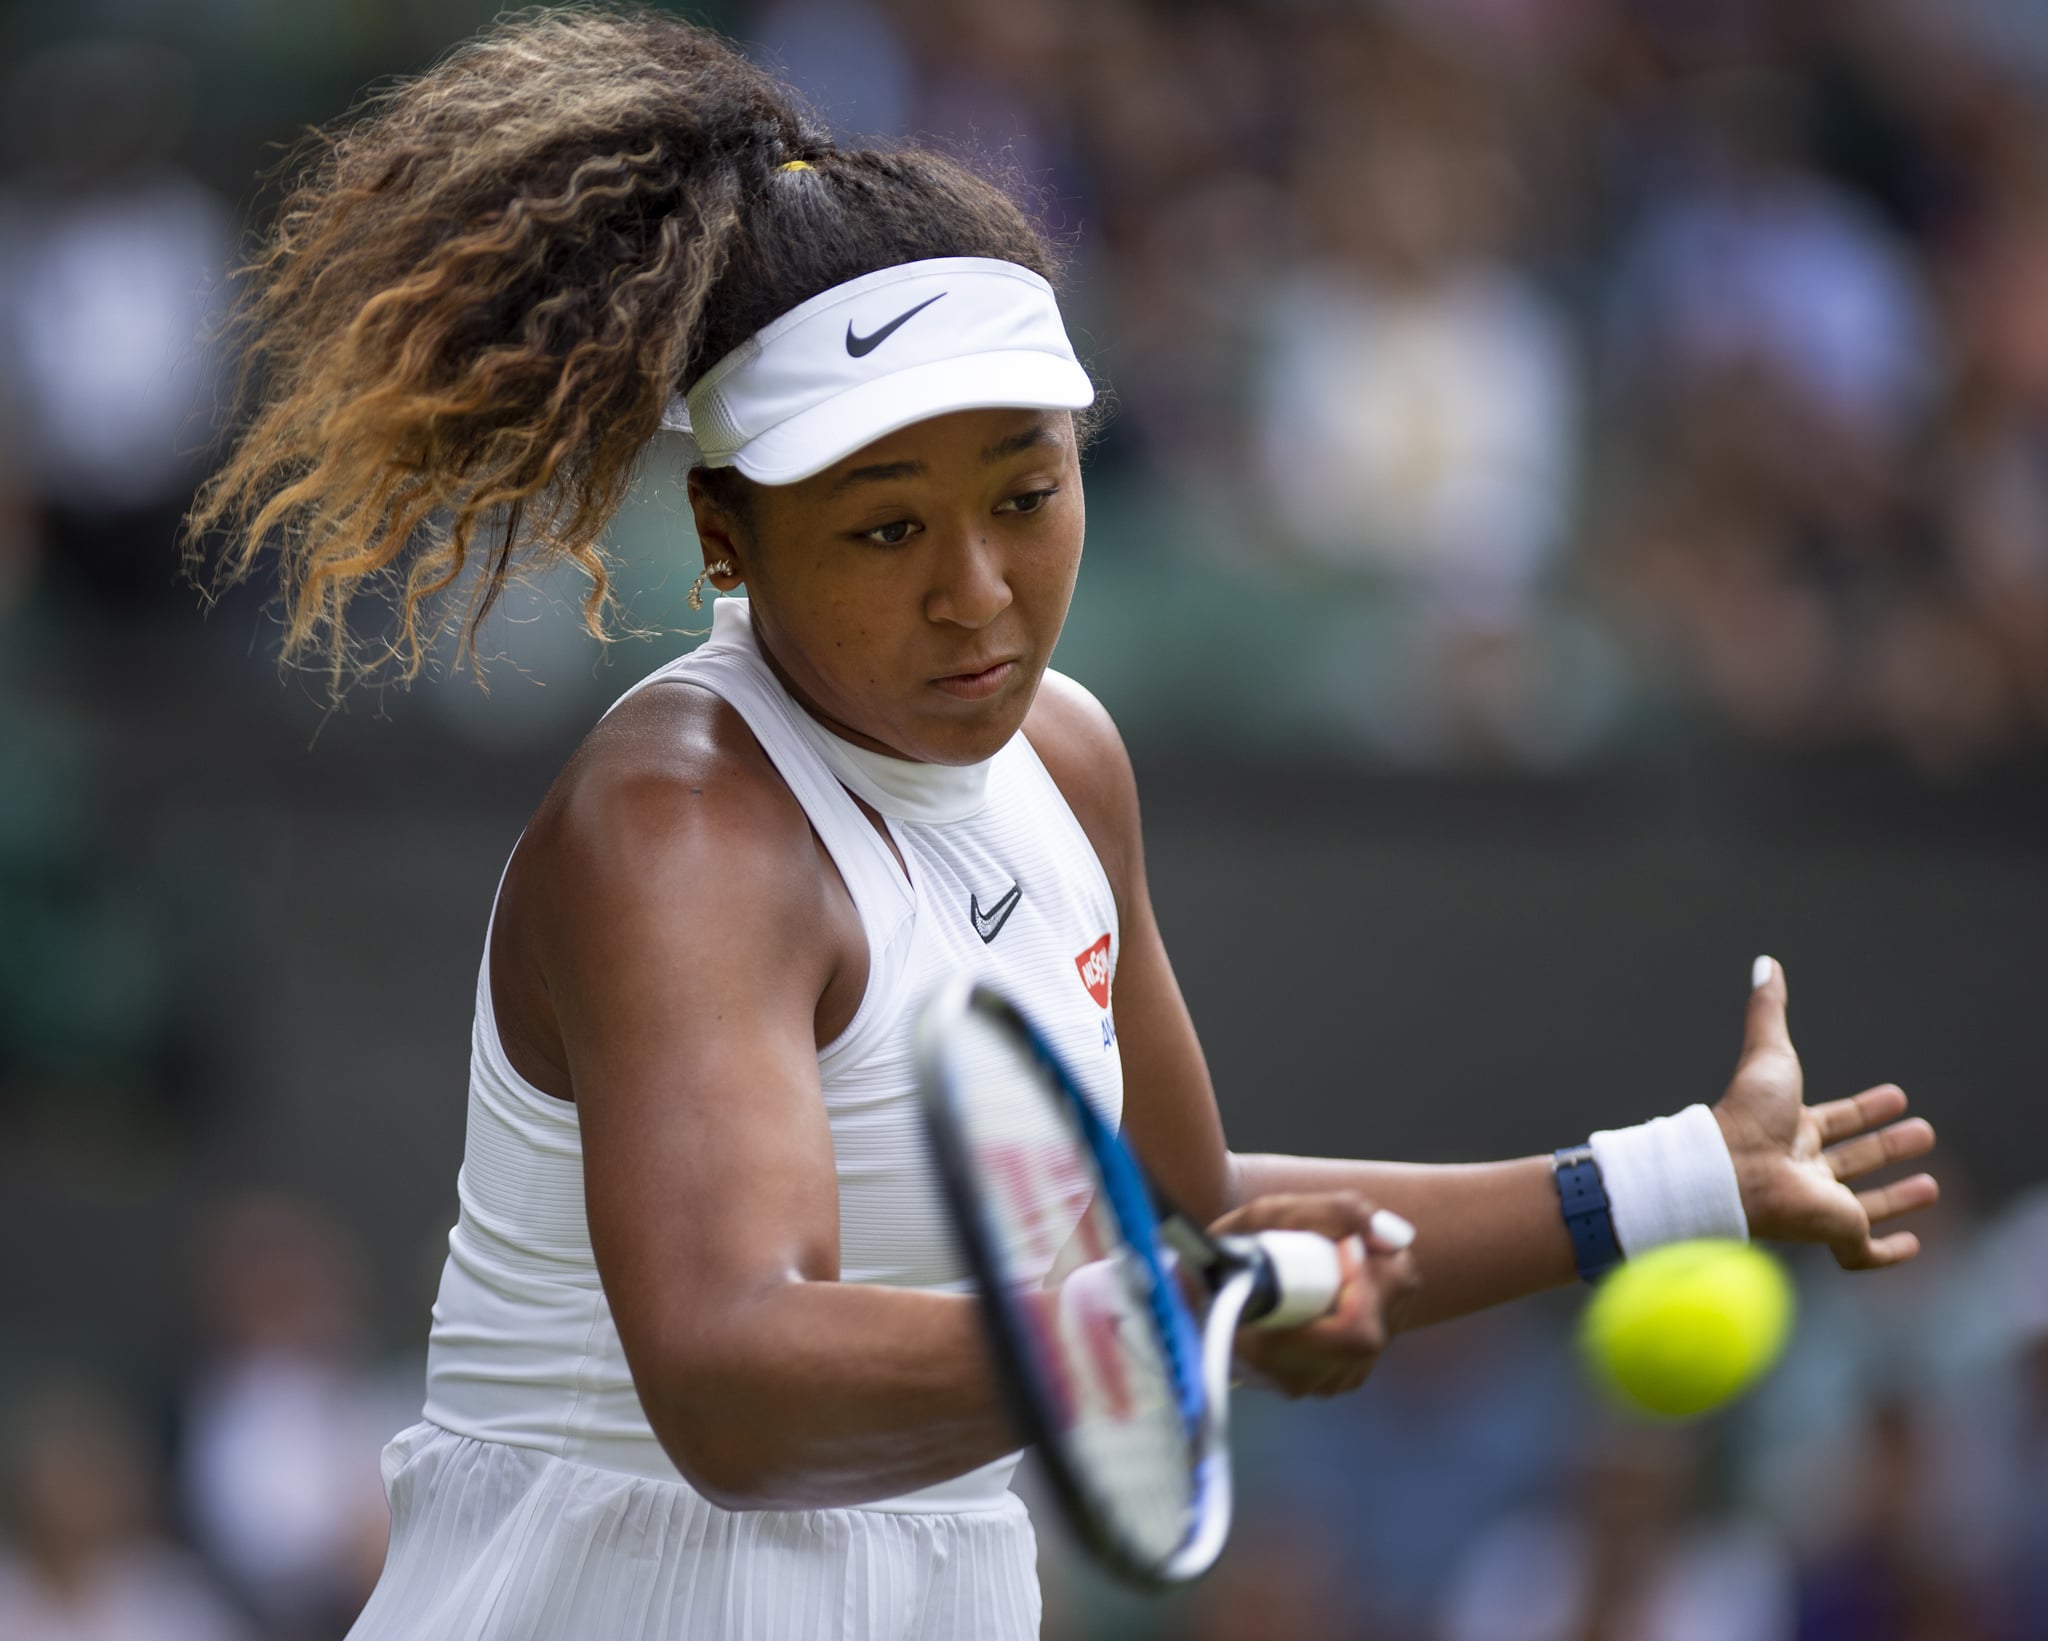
925, 526, 1012, 629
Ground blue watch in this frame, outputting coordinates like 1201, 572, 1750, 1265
1553, 1144, 1624, 1283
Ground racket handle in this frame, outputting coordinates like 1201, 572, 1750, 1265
1244, 1230, 1344, 1330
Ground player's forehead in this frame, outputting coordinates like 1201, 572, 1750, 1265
803, 407, 1072, 495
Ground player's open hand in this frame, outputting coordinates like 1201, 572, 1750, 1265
1208, 1192, 1420, 1399
1713, 957, 1940, 1270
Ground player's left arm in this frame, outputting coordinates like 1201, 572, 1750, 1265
1027, 674, 1569, 1327
1022, 671, 1237, 1219
1027, 673, 1412, 1384
1025, 677, 1939, 1332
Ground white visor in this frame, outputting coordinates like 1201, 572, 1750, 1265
663, 257, 1095, 485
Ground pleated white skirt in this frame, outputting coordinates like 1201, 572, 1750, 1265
347, 1423, 1042, 1640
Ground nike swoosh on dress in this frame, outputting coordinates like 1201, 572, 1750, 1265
969, 883, 1023, 944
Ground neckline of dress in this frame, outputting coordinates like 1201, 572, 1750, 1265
708, 596, 996, 824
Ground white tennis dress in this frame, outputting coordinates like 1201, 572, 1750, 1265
347, 598, 1122, 1640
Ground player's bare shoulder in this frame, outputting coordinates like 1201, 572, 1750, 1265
1023, 671, 1141, 904
531, 680, 816, 889
506, 679, 852, 1018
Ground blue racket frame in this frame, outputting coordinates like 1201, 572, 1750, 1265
915, 978, 1224, 1589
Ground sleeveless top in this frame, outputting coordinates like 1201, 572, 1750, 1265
419, 597, 1124, 1511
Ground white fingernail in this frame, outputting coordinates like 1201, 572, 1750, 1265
1343, 1234, 1367, 1266
1369, 1209, 1416, 1250
1752, 955, 1773, 991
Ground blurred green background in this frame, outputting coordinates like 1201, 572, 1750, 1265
2, 1, 2046, 1637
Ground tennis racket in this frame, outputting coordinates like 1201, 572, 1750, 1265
914, 976, 1344, 1588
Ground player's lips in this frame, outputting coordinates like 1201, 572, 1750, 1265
930, 658, 1019, 701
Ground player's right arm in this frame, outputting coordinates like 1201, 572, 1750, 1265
512, 683, 1018, 1511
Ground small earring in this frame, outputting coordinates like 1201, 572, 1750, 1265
688, 559, 734, 612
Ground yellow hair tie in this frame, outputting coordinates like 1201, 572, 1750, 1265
778, 159, 813, 172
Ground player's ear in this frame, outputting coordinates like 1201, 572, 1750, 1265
686, 469, 751, 586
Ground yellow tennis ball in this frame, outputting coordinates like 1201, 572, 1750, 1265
1579, 1239, 1794, 1419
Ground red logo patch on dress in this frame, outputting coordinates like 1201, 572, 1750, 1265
1074, 934, 1112, 1008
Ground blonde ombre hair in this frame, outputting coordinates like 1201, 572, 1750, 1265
187, 6, 1057, 696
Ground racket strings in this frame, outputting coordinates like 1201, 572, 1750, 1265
941, 1006, 1200, 1567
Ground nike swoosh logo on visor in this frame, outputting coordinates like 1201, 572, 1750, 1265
969, 882, 1022, 944
846, 293, 947, 358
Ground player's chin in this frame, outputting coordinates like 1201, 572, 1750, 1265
914, 679, 1036, 757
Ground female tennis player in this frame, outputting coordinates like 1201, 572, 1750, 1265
189, 11, 1938, 1638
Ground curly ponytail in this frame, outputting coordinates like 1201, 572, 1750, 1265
187, 6, 1058, 694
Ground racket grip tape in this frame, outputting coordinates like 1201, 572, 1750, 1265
1244, 1230, 1344, 1330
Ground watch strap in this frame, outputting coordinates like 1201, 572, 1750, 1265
1553, 1144, 1624, 1283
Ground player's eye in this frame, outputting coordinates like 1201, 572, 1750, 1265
997, 487, 1060, 518
858, 518, 922, 547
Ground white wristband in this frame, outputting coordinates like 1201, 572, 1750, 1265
1587, 1103, 1747, 1256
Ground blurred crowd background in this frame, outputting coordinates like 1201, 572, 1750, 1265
2, 0, 2045, 1637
